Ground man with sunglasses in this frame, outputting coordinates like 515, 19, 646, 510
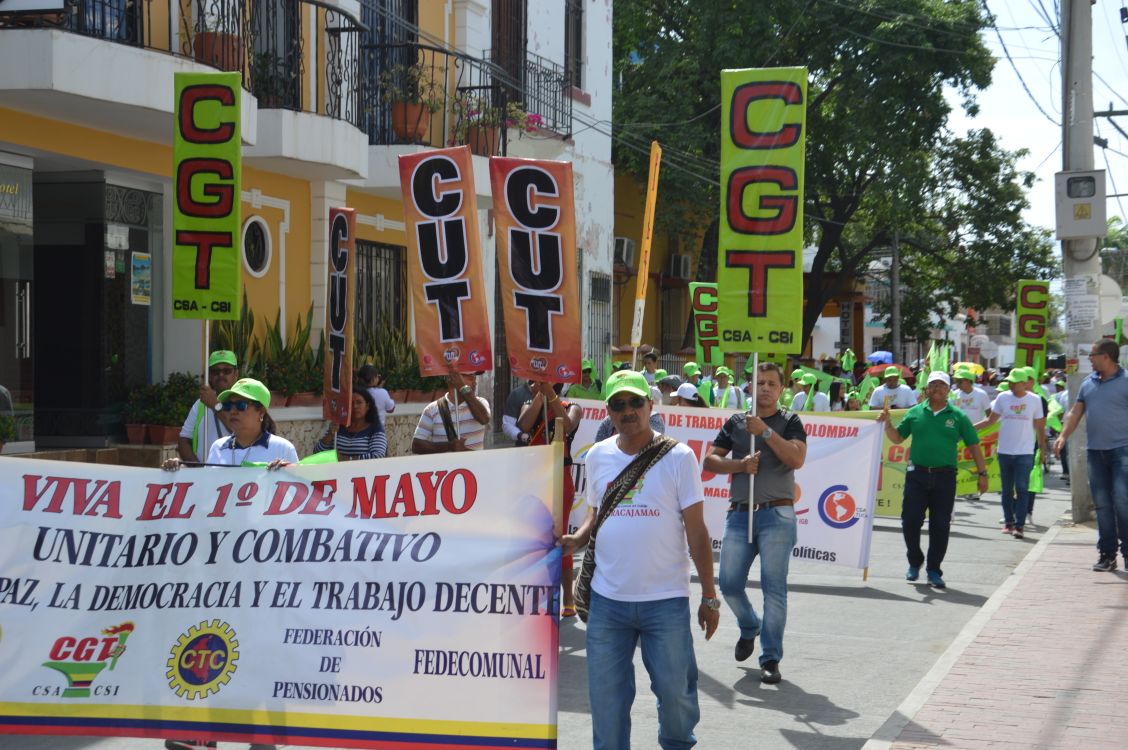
177, 350, 238, 464
705, 362, 807, 685
1054, 339, 1128, 572
562, 369, 718, 749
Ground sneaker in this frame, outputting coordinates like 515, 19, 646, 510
734, 637, 756, 663
927, 571, 946, 588
1093, 555, 1118, 572
998, 517, 1006, 524
1001, 525, 1013, 534
760, 660, 782, 684
905, 565, 920, 581
1012, 527, 1024, 539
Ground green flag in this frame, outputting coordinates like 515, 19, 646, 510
841, 348, 856, 372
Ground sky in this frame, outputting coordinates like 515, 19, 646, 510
946, 0, 1128, 239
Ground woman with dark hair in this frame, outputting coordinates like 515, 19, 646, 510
675, 382, 709, 407
829, 381, 846, 411
163, 378, 297, 470
315, 385, 387, 460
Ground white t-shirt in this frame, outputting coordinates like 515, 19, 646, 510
791, 390, 829, 412
206, 432, 299, 465
179, 400, 232, 463
949, 385, 992, 423
367, 387, 396, 427
712, 385, 744, 409
869, 384, 917, 409
991, 391, 1044, 455
585, 438, 703, 602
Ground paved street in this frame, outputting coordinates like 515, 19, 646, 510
5, 467, 1115, 750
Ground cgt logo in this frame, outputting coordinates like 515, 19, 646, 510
42, 622, 134, 698
817, 485, 859, 529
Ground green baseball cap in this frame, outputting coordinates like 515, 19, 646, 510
605, 370, 652, 401
655, 368, 668, 380
218, 378, 271, 409
883, 366, 902, 380
683, 362, 700, 377
1016, 366, 1036, 382
800, 373, 819, 386
208, 350, 237, 368
716, 366, 732, 377
953, 368, 975, 381
1005, 369, 1028, 384
790, 369, 803, 381
581, 358, 594, 372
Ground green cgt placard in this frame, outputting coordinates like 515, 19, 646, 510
172, 72, 242, 320
717, 67, 807, 355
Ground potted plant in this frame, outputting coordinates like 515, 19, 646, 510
251, 51, 294, 107
451, 98, 541, 156
288, 330, 326, 407
193, 2, 244, 72
379, 61, 443, 142
148, 373, 200, 445
123, 384, 159, 444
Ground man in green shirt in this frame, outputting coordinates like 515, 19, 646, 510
878, 371, 989, 588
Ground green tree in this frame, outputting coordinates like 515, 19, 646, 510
614, 0, 1056, 350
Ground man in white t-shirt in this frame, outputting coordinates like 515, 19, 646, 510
868, 366, 917, 409
562, 370, 718, 749
177, 350, 238, 464
976, 370, 1046, 538
949, 367, 992, 423
790, 373, 830, 412
711, 366, 745, 409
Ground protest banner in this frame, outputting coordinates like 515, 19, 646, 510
629, 141, 662, 351
398, 147, 492, 376
717, 67, 807, 354
323, 207, 357, 424
689, 283, 724, 367
172, 72, 241, 320
1014, 279, 1050, 373
489, 157, 581, 384
566, 400, 882, 568
0, 448, 561, 748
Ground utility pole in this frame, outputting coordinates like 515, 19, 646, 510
891, 230, 902, 364
1060, 0, 1101, 522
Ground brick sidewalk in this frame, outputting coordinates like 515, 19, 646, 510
885, 523, 1128, 750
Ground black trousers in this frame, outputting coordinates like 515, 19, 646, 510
901, 469, 957, 574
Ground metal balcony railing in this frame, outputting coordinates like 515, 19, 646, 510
0, 0, 366, 130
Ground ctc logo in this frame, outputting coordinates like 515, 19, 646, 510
817, 485, 859, 529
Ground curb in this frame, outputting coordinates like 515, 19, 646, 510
860, 520, 1065, 749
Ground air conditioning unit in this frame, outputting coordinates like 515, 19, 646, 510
613, 236, 635, 268
667, 253, 692, 280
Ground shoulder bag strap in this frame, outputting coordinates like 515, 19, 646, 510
436, 398, 459, 442
589, 434, 677, 542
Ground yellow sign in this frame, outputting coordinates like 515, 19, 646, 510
630, 141, 662, 349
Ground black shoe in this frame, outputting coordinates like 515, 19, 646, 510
760, 660, 782, 684
1093, 555, 1118, 572
735, 637, 756, 662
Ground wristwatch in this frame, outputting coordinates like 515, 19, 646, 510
701, 596, 722, 611
761, 426, 774, 441
458, 385, 473, 396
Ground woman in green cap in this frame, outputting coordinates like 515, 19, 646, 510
163, 378, 297, 469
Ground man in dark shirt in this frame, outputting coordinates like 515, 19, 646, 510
704, 362, 807, 685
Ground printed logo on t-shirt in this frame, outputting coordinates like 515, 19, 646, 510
945, 418, 955, 428
1008, 404, 1028, 415
610, 477, 660, 517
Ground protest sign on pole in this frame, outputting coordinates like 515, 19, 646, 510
689, 283, 724, 367
172, 72, 242, 320
0, 449, 561, 748
1014, 279, 1050, 373
398, 147, 492, 376
567, 400, 882, 569
323, 208, 357, 424
489, 157, 582, 384
629, 141, 662, 357
717, 68, 807, 354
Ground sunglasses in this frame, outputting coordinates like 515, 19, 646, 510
607, 395, 647, 412
220, 400, 255, 412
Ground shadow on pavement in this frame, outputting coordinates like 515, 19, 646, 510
733, 668, 861, 728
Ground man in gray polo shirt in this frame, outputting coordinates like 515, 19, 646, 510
1055, 339, 1128, 572
705, 362, 807, 685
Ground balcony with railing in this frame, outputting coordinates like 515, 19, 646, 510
0, 0, 369, 178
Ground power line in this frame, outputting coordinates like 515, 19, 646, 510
980, 0, 1060, 126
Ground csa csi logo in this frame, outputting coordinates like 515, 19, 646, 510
817, 485, 859, 529
41, 622, 134, 698
468, 350, 487, 367
166, 619, 239, 699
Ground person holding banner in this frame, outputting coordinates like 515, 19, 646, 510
517, 381, 583, 617
411, 371, 491, 453
790, 374, 829, 412
879, 372, 989, 588
562, 369, 718, 750
177, 350, 238, 463
869, 367, 918, 410
705, 362, 806, 685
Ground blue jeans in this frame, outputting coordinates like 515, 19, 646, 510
718, 505, 797, 665
586, 591, 700, 750
998, 453, 1034, 528
1088, 446, 1128, 558
901, 469, 956, 574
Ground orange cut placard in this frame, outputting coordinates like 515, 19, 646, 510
323, 207, 356, 424
398, 147, 492, 375
489, 157, 581, 384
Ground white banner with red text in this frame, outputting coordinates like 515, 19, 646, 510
567, 399, 882, 569
0, 448, 562, 749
